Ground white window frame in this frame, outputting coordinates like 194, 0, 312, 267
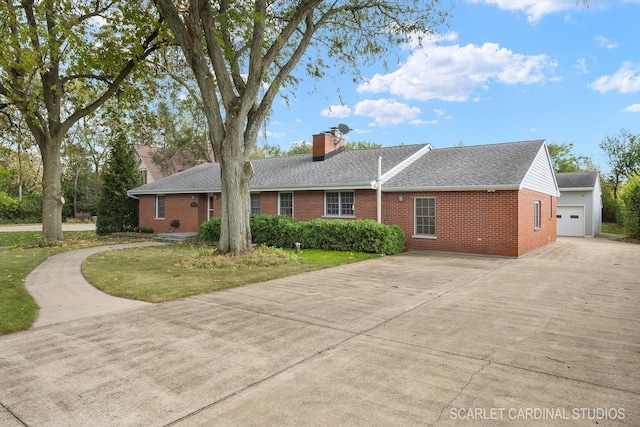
156, 195, 165, 219
278, 192, 293, 217
414, 197, 436, 237
250, 193, 261, 214
324, 191, 355, 217
534, 200, 541, 229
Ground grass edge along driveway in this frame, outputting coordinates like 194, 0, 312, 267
1, 232, 377, 334
82, 245, 378, 303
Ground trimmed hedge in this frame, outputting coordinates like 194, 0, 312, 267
197, 214, 405, 255
297, 219, 405, 255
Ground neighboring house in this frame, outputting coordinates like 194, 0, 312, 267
555, 172, 602, 237
135, 144, 214, 185
135, 146, 165, 185
128, 132, 560, 257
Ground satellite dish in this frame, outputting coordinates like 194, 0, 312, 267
338, 123, 350, 135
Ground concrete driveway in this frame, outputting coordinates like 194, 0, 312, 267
0, 237, 638, 426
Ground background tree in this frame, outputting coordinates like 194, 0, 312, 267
620, 174, 640, 238
0, 1, 165, 241
96, 129, 140, 235
151, 100, 213, 174
548, 142, 596, 173
154, 0, 451, 255
599, 129, 640, 199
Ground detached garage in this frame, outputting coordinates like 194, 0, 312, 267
556, 172, 602, 237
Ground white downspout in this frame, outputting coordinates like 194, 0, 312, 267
377, 156, 382, 224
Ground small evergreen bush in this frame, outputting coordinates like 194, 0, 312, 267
96, 130, 140, 235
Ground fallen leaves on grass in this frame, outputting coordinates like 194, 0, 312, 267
177, 245, 301, 269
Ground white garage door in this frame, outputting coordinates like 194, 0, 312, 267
557, 206, 585, 237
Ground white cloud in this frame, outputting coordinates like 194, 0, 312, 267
622, 104, 640, 112
321, 104, 351, 118
468, 0, 586, 23
265, 130, 286, 138
574, 58, 589, 74
357, 34, 556, 102
595, 35, 619, 49
410, 119, 438, 126
353, 99, 421, 126
590, 62, 640, 93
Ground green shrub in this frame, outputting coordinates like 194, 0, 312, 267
250, 214, 296, 248
197, 217, 221, 244
0, 192, 42, 224
297, 219, 405, 254
621, 176, 640, 239
198, 215, 405, 255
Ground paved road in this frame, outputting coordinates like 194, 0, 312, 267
0, 223, 96, 232
0, 237, 638, 426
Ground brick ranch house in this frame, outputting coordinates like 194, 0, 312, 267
128, 132, 559, 257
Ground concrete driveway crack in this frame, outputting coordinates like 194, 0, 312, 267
429, 361, 491, 426
0, 400, 28, 426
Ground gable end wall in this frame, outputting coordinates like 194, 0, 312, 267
521, 145, 559, 196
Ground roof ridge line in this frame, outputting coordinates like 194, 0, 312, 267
370, 144, 433, 189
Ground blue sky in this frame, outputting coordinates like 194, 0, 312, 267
264, 0, 640, 172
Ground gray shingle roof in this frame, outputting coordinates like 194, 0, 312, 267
384, 140, 546, 190
555, 172, 598, 189
129, 144, 429, 195
128, 140, 549, 195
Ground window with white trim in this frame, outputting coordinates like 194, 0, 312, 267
534, 200, 541, 229
250, 193, 261, 214
156, 195, 165, 219
325, 191, 354, 216
278, 192, 293, 217
415, 197, 435, 236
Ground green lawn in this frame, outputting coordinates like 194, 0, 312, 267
601, 222, 626, 234
83, 245, 378, 303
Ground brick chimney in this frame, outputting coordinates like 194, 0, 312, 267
312, 128, 345, 161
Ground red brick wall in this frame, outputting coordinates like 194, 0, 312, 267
139, 193, 209, 233
516, 189, 557, 257
381, 191, 520, 256
138, 188, 556, 256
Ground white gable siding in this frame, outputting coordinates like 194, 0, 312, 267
521, 144, 559, 196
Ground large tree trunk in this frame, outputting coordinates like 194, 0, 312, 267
39, 138, 64, 241
217, 132, 254, 255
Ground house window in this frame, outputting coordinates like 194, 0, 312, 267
415, 197, 435, 236
534, 200, 541, 229
156, 195, 165, 219
140, 169, 147, 184
325, 191, 354, 216
250, 193, 261, 214
278, 192, 293, 217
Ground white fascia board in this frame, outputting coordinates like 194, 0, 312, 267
558, 187, 594, 192
128, 188, 215, 196
370, 144, 433, 189
382, 184, 520, 192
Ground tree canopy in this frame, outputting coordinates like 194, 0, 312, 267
154, 0, 451, 254
547, 142, 596, 173
0, 0, 166, 240
599, 129, 640, 199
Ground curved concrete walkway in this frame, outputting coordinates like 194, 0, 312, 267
26, 242, 165, 328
